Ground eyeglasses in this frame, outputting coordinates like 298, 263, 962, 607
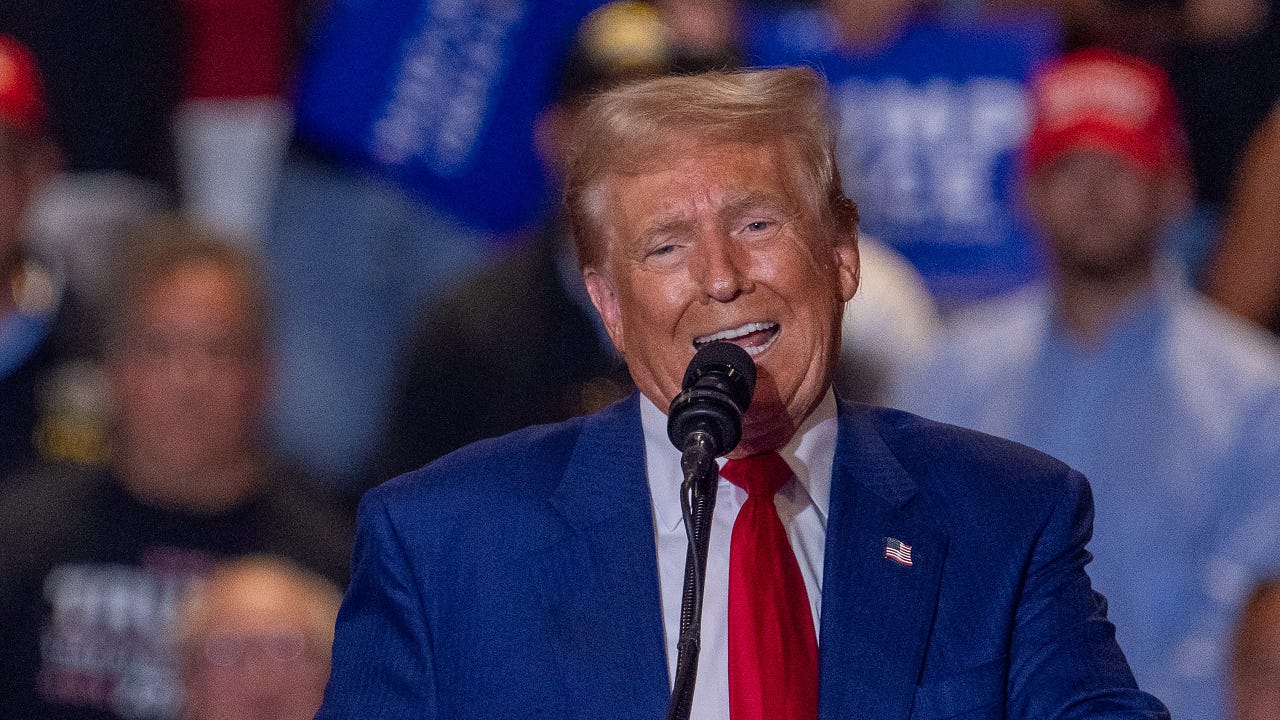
199, 631, 326, 668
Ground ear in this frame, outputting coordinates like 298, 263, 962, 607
833, 228, 861, 303
583, 265, 626, 355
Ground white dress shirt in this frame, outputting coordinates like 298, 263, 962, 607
642, 390, 837, 720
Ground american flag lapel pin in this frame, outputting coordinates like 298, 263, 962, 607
884, 537, 913, 567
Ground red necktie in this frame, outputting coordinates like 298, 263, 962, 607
721, 453, 819, 720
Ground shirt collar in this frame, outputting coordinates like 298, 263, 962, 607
642, 388, 839, 532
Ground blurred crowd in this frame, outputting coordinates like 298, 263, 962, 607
0, 0, 1276, 718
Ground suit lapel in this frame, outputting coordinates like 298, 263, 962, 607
527, 396, 948, 719
819, 402, 948, 720
535, 394, 671, 720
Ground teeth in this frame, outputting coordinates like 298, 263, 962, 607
694, 322, 776, 345
693, 322, 780, 356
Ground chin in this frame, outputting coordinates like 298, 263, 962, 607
737, 403, 799, 454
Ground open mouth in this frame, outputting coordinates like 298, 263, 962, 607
693, 321, 780, 357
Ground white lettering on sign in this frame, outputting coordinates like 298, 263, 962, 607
372, 0, 527, 174
37, 551, 214, 719
833, 76, 1029, 245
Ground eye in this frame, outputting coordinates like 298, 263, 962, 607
643, 237, 691, 266
738, 217, 783, 239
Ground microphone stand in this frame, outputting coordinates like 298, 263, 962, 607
665, 430, 719, 720
662, 341, 754, 720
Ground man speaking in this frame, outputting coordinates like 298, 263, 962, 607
317, 68, 1168, 719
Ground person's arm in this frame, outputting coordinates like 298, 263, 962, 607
1204, 104, 1280, 330
316, 488, 438, 718
1007, 470, 1170, 719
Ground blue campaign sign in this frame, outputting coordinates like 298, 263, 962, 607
749, 8, 1061, 309
294, 0, 607, 235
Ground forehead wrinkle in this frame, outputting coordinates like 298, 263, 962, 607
637, 188, 787, 247
719, 189, 792, 219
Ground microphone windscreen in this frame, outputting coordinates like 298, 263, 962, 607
682, 342, 756, 410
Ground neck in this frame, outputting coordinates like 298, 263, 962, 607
115, 450, 265, 515
730, 429, 794, 459
1052, 264, 1155, 347
731, 387, 833, 459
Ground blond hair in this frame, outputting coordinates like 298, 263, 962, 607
563, 66, 858, 268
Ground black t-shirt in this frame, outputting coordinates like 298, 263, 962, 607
0, 464, 352, 720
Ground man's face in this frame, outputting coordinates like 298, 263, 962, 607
109, 261, 266, 477
183, 581, 331, 720
584, 141, 859, 456
1029, 148, 1171, 283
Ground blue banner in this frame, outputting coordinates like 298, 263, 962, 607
749, 8, 1061, 308
294, 0, 606, 235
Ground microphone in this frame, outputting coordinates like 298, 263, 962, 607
663, 341, 756, 720
666, 341, 757, 457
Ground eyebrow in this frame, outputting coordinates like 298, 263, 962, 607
720, 191, 792, 221
721, 189, 798, 225
633, 191, 793, 247
637, 213, 695, 247
637, 190, 783, 233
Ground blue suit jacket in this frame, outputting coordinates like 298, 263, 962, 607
318, 395, 1169, 719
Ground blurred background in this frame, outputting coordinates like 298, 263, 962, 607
0, 0, 1276, 719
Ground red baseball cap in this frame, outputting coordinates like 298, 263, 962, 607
1024, 48, 1187, 176
0, 35, 47, 134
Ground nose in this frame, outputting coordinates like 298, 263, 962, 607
169, 348, 217, 389
696, 232, 751, 303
